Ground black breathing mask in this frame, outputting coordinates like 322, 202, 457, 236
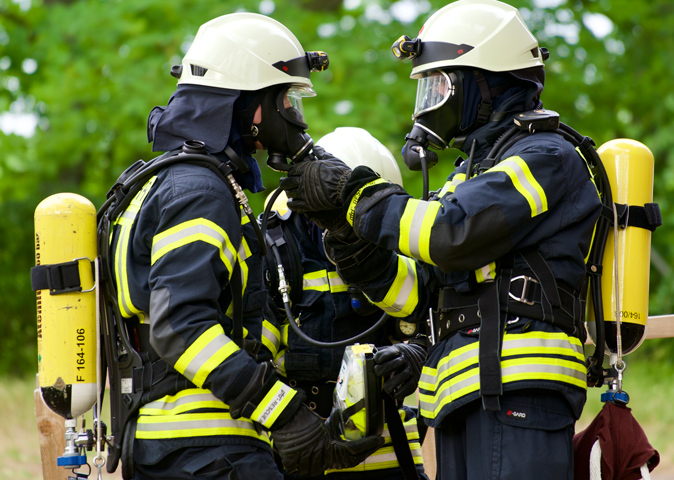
402, 70, 464, 171
241, 84, 315, 172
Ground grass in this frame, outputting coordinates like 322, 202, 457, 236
3, 350, 673, 479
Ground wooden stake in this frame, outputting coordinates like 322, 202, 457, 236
35, 374, 69, 480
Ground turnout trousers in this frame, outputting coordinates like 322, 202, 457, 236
133, 443, 283, 480
434, 389, 576, 480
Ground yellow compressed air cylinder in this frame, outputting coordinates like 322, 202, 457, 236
35, 193, 98, 418
587, 139, 654, 355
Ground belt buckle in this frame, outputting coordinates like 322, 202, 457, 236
509, 275, 538, 305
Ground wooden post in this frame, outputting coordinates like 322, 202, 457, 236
35, 374, 69, 480
421, 426, 436, 479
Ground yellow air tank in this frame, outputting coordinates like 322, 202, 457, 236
34, 193, 98, 418
587, 140, 654, 355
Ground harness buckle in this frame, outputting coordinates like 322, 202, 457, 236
509, 275, 538, 305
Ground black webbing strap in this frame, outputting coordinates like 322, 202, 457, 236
383, 394, 420, 480
341, 397, 366, 420
478, 279, 503, 411
31, 260, 89, 295
605, 202, 662, 232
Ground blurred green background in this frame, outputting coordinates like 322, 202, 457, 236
1, 0, 673, 381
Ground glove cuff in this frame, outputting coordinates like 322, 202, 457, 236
228, 361, 305, 430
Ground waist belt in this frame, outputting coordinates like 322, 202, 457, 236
432, 248, 586, 412
434, 272, 583, 344
287, 378, 336, 418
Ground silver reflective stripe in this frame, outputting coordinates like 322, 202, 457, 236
509, 160, 544, 215
151, 223, 236, 268
303, 276, 329, 289
142, 392, 223, 412
380, 257, 416, 314
406, 201, 433, 258
136, 418, 257, 433
183, 335, 233, 382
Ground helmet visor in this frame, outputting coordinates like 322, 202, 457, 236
413, 70, 455, 120
280, 86, 316, 127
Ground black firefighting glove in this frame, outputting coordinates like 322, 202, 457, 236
373, 335, 428, 403
270, 404, 385, 477
279, 151, 352, 214
323, 223, 395, 285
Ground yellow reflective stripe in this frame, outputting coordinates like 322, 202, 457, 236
373, 255, 418, 317
398, 199, 441, 265
303, 270, 330, 292
174, 324, 239, 387
419, 332, 586, 418
501, 357, 587, 388
151, 218, 237, 277
346, 178, 389, 226
139, 388, 227, 416
274, 348, 287, 377
488, 156, 548, 217
475, 262, 497, 283
135, 412, 270, 442
419, 331, 584, 392
328, 271, 349, 293
115, 176, 157, 320
261, 320, 281, 357
438, 173, 466, 198
251, 381, 297, 428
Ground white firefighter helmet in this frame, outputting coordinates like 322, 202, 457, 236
178, 13, 326, 91
408, 0, 544, 79
315, 127, 403, 186
265, 127, 403, 215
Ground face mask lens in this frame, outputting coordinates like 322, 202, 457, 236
413, 71, 454, 119
282, 86, 316, 126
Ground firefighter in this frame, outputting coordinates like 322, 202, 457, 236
109, 13, 382, 480
263, 127, 429, 480
279, 1, 602, 479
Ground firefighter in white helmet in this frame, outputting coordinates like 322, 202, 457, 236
279, 1, 602, 479
263, 127, 429, 479
104, 13, 382, 480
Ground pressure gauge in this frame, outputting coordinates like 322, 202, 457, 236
396, 319, 419, 338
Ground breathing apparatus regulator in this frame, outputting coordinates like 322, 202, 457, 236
260, 127, 419, 349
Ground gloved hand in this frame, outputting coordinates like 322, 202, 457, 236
323, 225, 395, 284
271, 404, 385, 477
304, 209, 348, 231
279, 155, 352, 214
373, 336, 428, 402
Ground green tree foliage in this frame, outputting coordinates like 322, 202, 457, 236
0, 0, 672, 375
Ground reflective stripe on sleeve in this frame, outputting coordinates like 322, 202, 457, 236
398, 199, 441, 265
371, 255, 419, 318
328, 271, 349, 293
486, 156, 548, 217
261, 320, 281, 357
174, 324, 240, 387
303, 270, 330, 292
151, 218, 238, 277
438, 173, 466, 198
346, 178, 389, 226
475, 262, 497, 283
114, 176, 157, 321
251, 381, 297, 428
